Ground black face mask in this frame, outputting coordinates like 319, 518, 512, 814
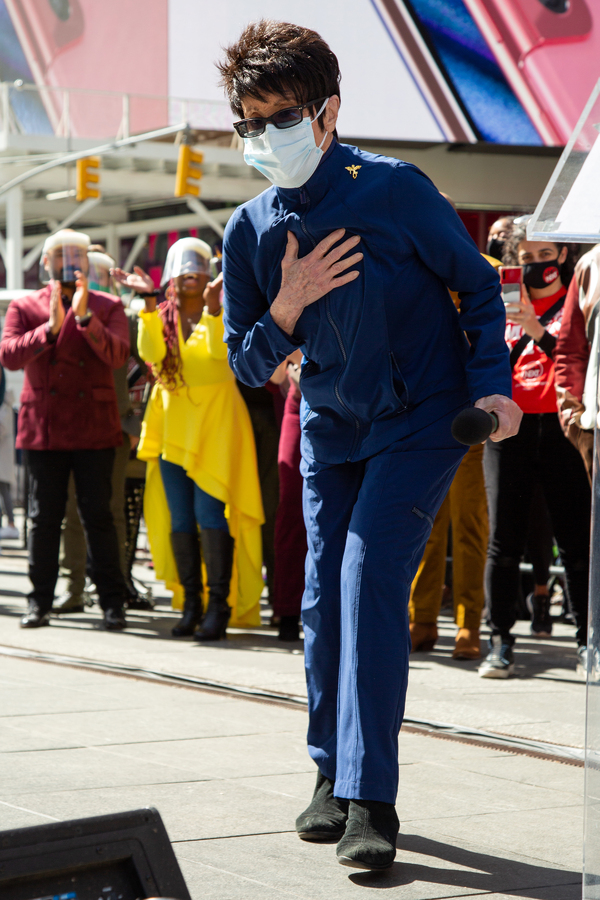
486, 237, 504, 261
522, 257, 561, 290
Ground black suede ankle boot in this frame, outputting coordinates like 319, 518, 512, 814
295, 770, 349, 842
336, 799, 399, 869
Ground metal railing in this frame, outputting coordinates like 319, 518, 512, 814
0, 81, 234, 143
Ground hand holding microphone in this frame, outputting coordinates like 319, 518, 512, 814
451, 408, 499, 445
451, 395, 522, 445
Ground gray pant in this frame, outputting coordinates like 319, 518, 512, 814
60, 435, 130, 594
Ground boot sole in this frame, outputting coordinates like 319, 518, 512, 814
297, 829, 345, 843
478, 663, 514, 678
337, 855, 395, 870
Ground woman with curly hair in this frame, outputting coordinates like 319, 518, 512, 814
479, 223, 591, 678
113, 238, 264, 640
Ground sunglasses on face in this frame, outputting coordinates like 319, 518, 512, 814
233, 97, 328, 138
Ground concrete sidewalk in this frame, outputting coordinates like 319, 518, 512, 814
0, 539, 588, 750
0, 538, 586, 898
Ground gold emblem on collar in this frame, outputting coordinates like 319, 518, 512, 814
345, 165, 362, 179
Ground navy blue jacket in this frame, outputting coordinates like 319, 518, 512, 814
223, 141, 511, 465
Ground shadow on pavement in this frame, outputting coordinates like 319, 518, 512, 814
348, 832, 581, 897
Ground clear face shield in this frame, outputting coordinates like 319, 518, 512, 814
40, 231, 90, 286
161, 237, 212, 287
88, 251, 120, 296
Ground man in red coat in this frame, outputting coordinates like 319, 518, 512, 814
0, 229, 131, 630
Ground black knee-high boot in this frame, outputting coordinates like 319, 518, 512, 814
194, 529, 234, 642
170, 532, 203, 637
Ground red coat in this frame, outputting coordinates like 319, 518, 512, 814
0, 285, 129, 450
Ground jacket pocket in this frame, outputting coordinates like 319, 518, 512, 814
412, 505, 434, 527
389, 353, 409, 409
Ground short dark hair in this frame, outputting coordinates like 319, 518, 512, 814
217, 20, 341, 128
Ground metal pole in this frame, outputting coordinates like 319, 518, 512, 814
105, 224, 119, 264
21, 197, 101, 272
0, 122, 189, 201
123, 233, 147, 272
6, 187, 23, 290
1, 82, 10, 147
186, 196, 225, 239
122, 95, 130, 140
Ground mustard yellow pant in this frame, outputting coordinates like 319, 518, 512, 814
409, 443, 488, 630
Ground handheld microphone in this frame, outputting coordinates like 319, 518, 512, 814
451, 408, 499, 446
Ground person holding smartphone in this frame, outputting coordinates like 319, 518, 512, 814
479, 223, 591, 678
0, 229, 131, 631
218, 20, 520, 870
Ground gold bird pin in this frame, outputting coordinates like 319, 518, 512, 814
345, 165, 362, 179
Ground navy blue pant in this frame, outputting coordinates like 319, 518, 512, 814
159, 458, 229, 534
301, 411, 466, 804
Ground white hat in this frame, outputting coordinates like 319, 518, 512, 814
42, 229, 90, 254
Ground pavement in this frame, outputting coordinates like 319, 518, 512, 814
0, 529, 588, 899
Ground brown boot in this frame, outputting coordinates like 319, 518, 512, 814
453, 627, 481, 660
409, 622, 438, 653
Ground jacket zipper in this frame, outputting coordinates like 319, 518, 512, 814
299, 190, 361, 462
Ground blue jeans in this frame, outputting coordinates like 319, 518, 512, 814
159, 458, 228, 534
301, 408, 466, 804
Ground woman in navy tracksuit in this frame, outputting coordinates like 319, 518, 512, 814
218, 20, 520, 870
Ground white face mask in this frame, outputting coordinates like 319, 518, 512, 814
243, 98, 330, 189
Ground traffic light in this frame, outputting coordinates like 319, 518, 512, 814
76, 156, 101, 201
174, 144, 203, 197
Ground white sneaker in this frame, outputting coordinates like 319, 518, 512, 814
478, 635, 515, 678
0, 525, 19, 539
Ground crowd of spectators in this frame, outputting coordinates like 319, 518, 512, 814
0, 217, 597, 679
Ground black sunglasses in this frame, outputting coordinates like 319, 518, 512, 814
233, 97, 328, 139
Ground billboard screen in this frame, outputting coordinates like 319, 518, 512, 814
1, 0, 598, 146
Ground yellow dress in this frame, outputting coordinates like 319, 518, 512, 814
136, 306, 264, 627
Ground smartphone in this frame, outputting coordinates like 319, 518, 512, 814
462, 0, 598, 145
371, 0, 543, 145
500, 266, 523, 314
4, 0, 168, 138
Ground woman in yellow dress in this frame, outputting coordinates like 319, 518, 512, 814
113, 238, 264, 640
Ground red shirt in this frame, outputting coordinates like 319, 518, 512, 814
506, 285, 566, 414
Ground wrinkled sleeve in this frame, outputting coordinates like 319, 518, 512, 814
223, 210, 302, 387
392, 165, 511, 403
202, 307, 228, 360
137, 308, 167, 365
554, 275, 589, 432
79, 299, 129, 369
0, 302, 52, 370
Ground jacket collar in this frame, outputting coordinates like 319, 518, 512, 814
276, 138, 341, 207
